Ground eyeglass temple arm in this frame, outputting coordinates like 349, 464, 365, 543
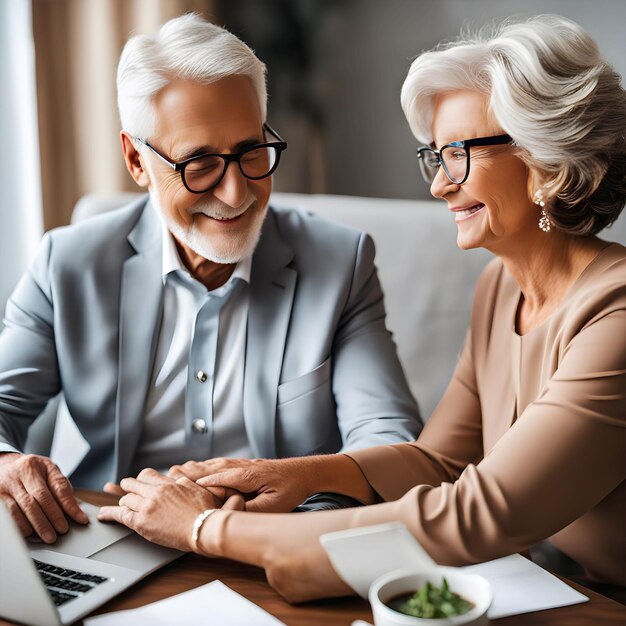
263, 123, 285, 143
134, 137, 177, 170
463, 134, 512, 147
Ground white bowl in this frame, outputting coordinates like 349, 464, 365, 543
369, 567, 492, 626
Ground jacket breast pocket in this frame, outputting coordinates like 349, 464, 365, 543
276, 357, 340, 456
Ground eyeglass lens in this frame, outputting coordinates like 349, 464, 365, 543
419, 145, 468, 184
184, 146, 279, 192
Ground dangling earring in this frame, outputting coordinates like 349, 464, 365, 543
533, 189, 552, 233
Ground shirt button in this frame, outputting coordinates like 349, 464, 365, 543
191, 418, 208, 434
196, 370, 208, 383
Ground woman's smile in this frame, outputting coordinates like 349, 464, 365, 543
450, 203, 486, 223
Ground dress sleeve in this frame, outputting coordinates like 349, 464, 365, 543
350, 305, 626, 566
345, 325, 484, 501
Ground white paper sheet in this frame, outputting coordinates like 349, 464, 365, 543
84, 580, 286, 626
461, 554, 588, 619
321, 522, 437, 598
320, 522, 589, 620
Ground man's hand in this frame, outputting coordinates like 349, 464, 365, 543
172, 457, 315, 513
97, 468, 243, 552
0, 453, 88, 542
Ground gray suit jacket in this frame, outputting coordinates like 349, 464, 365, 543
0, 196, 421, 488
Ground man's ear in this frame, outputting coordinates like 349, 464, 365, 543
120, 131, 150, 188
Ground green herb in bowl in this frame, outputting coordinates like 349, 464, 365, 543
387, 577, 474, 619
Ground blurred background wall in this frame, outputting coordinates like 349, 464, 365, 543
1, 0, 625, 309
0, 0, 43, 313
239, 0, 626, 201
30, 0, 626, 225
32, 0, 218, 230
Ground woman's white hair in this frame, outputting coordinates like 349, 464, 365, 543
117, 13, 267, 141
401, 14, 626, 234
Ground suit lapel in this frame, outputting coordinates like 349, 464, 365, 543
114, 201, 163, 479
244, 208, 296, 458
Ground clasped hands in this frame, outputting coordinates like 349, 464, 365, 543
0, 451, 309, 554
97, 457, 311, 553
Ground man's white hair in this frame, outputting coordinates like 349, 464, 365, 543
117, 13, 267, 140
401, 14, 626, 235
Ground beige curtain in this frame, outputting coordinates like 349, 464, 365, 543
32, 0, 219, 230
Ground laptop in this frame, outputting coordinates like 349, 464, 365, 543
0, 500, 182, 626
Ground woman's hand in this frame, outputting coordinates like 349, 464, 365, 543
265, 543, 354, 603
102, 481, 126, 498
97, 468, 243, 552
177, 457, 315, 513
169, 454, 377, 512
168, 458, 234, 481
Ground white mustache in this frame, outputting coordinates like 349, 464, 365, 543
190, 194, 256, 220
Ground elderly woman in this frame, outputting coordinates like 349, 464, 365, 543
99, 15, 626, 601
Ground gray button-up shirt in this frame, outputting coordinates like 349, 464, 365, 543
130, 222, 252, 474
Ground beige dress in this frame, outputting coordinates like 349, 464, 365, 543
346, 243, 626, 585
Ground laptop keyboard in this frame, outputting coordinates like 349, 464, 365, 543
33, 559, 110, 606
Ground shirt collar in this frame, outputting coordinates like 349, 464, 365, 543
160, 220, 252, 288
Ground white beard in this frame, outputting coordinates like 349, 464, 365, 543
150, 190, 265, 264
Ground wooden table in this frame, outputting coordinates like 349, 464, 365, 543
3, 490, 625, 625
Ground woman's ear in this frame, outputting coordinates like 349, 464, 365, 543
120, 131, 150, 188
526, 167, 543, 204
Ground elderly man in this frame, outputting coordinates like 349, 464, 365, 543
0, 14, 420, 543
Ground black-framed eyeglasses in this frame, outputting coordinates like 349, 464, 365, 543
417, 134, 513, 185
135, 123, 287, 194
